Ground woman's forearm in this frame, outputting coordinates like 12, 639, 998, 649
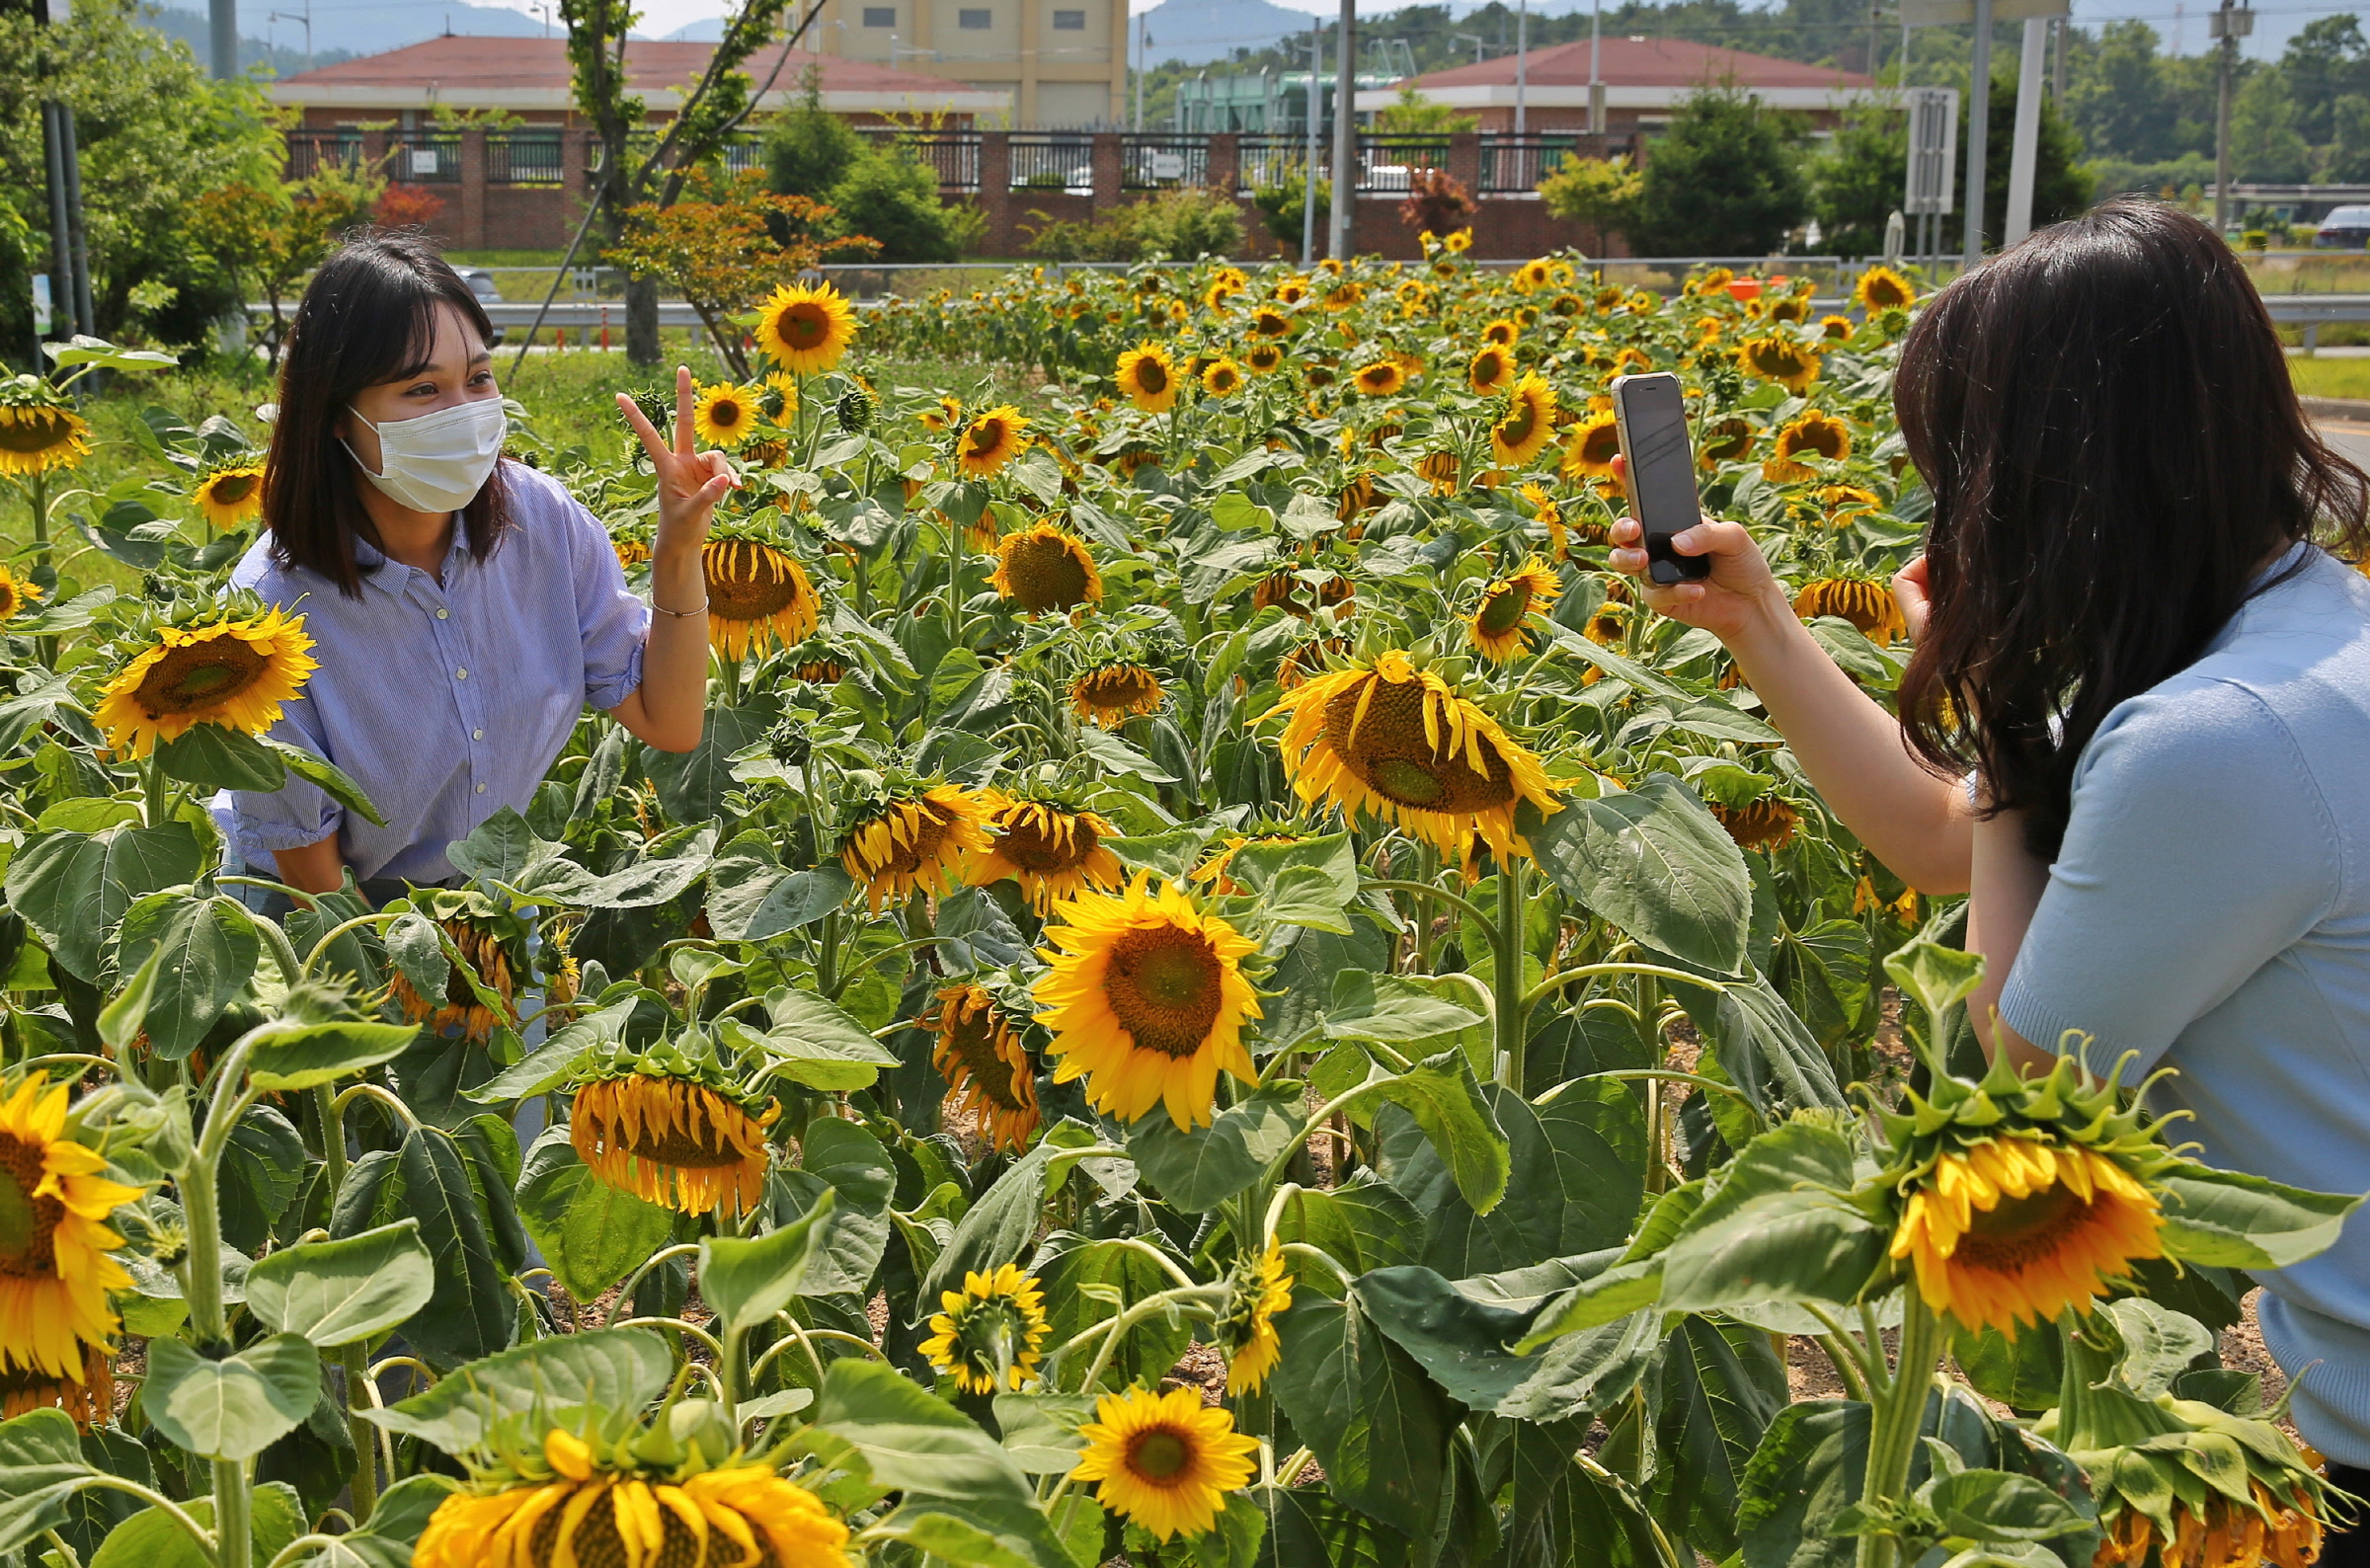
270, 837, 349, 900
1965, 808, 2052, 1072
1724, 589, 1973, 894
629, 544, 711, 752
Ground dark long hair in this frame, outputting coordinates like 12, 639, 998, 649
1894, 198, 2370, 859
260, 231, 511, 596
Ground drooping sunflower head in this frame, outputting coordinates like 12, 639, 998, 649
692, 382, 759, 447
1034, 873, 1262, 1132
1794, 576, 1906, 644
921, 393, 965, 432
1560, 411, 1621, 480
1069, 660, 1164, 726
1352, 359, 1405, 398
0, 1072, 141, 1383
1765, 409, 1854, 481
754, 280, 858, 373
1468, 344, 1515, 396
839, 783, 993, 913
1252, 569, 1355, 623
1856, 265, 1917, 313
924, 982, 1041, 1152
919, 1263, 1051, 1395
414, 1421, 849, 1568
0, 379, 92, 478
1738, 334, 1822, 394
971, 790, 1126, 913
1819, 313, 1856, 342
1116, 343, 1180, 412
1068, 1384, 1261, 1543
1244, 342, 1286, 374
1698, 417, 1756, 468
1692, 265, 1737, 295
1201, 357, 1244, 398
0, 1345, 115, 1429
94, 603, 320, 759
0, 566, 43, 625
192, 461, 268, 528
992, 522, 1102, 614
386, 891, 531, 1043
571, 1065, 781, 1217
1765, 292, 1809, 325
1709, 797, 1799, 852
957, 405, 1030, 477
1262, 650, 1564, 861
1490, 373, 1558, 467
703, 534, 822, 660
1249, 305, 1295, 340
1467, 557, 1563, 662
1217, 1244, 1295, 1396
1418, 449, 1462, 496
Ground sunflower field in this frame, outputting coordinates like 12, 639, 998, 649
0, 251, 2356, 1568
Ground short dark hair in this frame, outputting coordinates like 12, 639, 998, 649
260, 231, 512, 597
1894, 198, 2370, 859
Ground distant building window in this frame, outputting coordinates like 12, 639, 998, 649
959, 7, 990, 26
1052, 7, 1084, 26
861, 5, 894, 23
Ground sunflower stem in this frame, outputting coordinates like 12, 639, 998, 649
312, 1080, 378, 1521
211, 1458, 251, 1568
1856, 1290, 1947, 1568
143, 751, 171, 830
1493, 861, 1525, 1093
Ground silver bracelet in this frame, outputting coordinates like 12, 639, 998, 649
651, 598, 708, 619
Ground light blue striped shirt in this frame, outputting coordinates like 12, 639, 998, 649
2001, 544, 2370, 1464
224, 461, 649, 885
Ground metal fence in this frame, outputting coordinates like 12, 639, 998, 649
387, 131, 462, 184
1119, 134, 1209, 191
1231, 135, 1316, 196
1008, 134, 1095, 195
488, 133, 564, 188
284, 132, 362, 181
1352, 134, 1453, 196
1477, 134, 1584, 195
859, 129, 983, 194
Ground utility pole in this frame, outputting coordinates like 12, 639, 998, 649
210, 0, 237, 77
1515, 0, 1529, 135
1589, 0, 1604, 133
33, 0, 91, 349
1329, 0, 1354, 260
1303, 18, 1320, 266
1134, 13, 1147, 130
2212, 0, 2251, 234
2004, 15, 2047, 246
1962, 0, 1992, 267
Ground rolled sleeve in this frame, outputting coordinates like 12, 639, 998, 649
228, 699, 343, 853
569, 498, 651, 712
1999, 680, 2338, 1076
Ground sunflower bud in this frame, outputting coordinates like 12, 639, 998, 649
835, 386, 875, 433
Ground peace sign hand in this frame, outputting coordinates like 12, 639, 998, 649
615, 364, 738, 561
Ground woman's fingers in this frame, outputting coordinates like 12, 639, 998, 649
673, 366, 697, 461
1892, 554, 1934, 643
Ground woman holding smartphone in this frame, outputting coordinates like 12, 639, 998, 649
1611, 199, 2370, 1541
227, 233, 732, 907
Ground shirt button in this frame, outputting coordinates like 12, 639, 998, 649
435, 608, 449, 620
475, 783, 486, 794
472, 728, 484, 741
455, 667, 468, 679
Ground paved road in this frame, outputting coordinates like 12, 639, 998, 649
2321, 420, 2370, 472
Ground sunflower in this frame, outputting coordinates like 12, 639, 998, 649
1264, 651, 1563, 861
1738, 334, 1822, 394
1244, 342, 1285, 374
1201, 358, 1244, 398
192, 462, 267, 528
919, 1263, 1050, 1394
703, 536, 821, 659
1252, 571, 1353, 621
753, 281, 857, 373
1518, 481, 1568, 559
1794, 577, 1906, 644
387, 906, 525, 1042
2093, 1485, 2326, 1568
691, 383, 758, 447
1321, 280, 1364, 311
1481, 318, 1520, 347
1765, 293, 1809, 325
992, 522, 1102, 614
1490, 373, 1557, 467
1217, 1244, 1294, 1396
1116, 343, 1180, 413
971, 792, 1125, 913
1034, 873, 1260, 1132
415, 1427, 849, 1568
1856, 265, 1917, 313
0, 1345, 114, 1429
925, 983, 1040, 1152
1891, 1135, 2166, 1336
1069, 1385, 1260, 1543
1765, 409, 1853, 482
1692, 266, 1736, 295
1513, 259, 1553, 291
1812, 483, 1883, 525
1248, 306, 1295, 340
742, 434, 789, 468
572, 1071, 779, 1217
1819, 313, 1856, 341
1418, 450, 1462, 496
1467, 557, 1562, 662
1467, 345, 1515, 395
1560, 411, 1621, 480
1070, 662, 1164, 726
0, 1073, 140, 1385
1710, 798, 1798, 851
840, 785, 992, 913
94, 606, 319, 759
956, 405, 1030, 478
1352, 360, 1405, 397
1443, 227, 1473, 254
0, 567, 42, 625
1698, 417, 1755, 468
0, 386, 91, 478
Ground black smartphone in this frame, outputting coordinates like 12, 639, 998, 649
1611, 371, 1710, 585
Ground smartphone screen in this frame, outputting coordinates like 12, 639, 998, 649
1612, 372, 1710, 585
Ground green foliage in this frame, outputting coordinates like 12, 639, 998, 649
1810, 83, 2092, 258
1249, 167, 1328, 251
765, 83, 869, 201
1374, 86, 1479, 134
1023, 188, 1243, 263
830, 146, 979, 264
1539, 155, 1643, 245
1634, 87, 1809, 256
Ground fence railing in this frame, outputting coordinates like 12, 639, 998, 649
1352, 134, 1454, 196
387, 131, 462, 184
1478, 133, 1582, 195
1231, 135, 1317, 196
284, 132, 362, 181
1119, 133, 1209, 191
1008, 134, 1095, 195
859, 128, 983, 194
488, 133, 565, 188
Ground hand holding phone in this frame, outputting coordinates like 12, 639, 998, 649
1611, 372, 1710, 585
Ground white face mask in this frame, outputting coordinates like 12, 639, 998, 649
344, 397, 507, 514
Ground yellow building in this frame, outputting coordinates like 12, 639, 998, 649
809, 0, 1127, 128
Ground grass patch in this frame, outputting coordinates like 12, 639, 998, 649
2289, 357, 2370, 403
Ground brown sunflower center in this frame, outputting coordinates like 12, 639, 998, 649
1103, 924, 1224, 1058
1953, 1181, 2094, 1274
1001, 533, 1091, 611
1078, 666, 1158, 713
1496, 403, 1540, 446
942, 1012, 1028, 1111
778, 302, 830, 349
1785, 423, 1846, 461
709, 400, 747, 429
0, 410, 77, 455
527, 1478, 712, 1568
1580, 425, 1621, 465
0, 1134, 62, 1276
863, 803, 954, 880
999, 812, 1094, 873
1701, 420, 1753, 462
207, 472, 260, 506
1134, 358, 1170, 395
616, 1089, 752, 1171
1476, 583, 1533, 638
1127, 1426, 1195, 1483
1322, 675, 1517, 815
966, 421, 1006, 459
706, 541, 807, 621
132, 637, 269, 718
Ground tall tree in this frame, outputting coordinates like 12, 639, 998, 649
2280, 15, 2370, 148
1633, 87, 1807, 256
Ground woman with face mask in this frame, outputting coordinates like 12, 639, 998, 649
226, 233, 730, 907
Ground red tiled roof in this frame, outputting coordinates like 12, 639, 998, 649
278, 36, 977, 98
1400, 36, 1873, 92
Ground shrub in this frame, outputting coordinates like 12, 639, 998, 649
1633, 85, 1808, 257
373, 184, 446, 231
1024, 188, 1241, 263
1249, 169, 1328, 251
1399, 168, 1476, 238
1539, 155, 1641, 246
830, 146, 977, 264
